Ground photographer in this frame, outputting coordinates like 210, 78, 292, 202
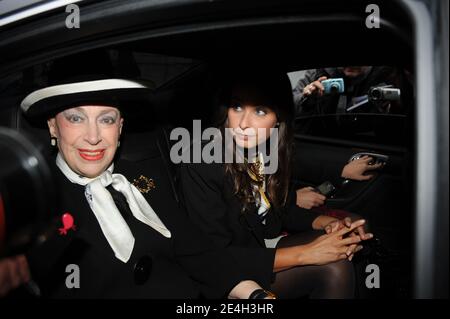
293, 66, 412, 116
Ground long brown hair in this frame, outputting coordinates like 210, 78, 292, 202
214, 70, 295, 212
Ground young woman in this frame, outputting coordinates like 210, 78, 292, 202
179, 70, 373, 298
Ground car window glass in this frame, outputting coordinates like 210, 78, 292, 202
288, 66, 414, 147
133, 51, 200, 89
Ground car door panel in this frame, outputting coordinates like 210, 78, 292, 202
292, 136, 411, 250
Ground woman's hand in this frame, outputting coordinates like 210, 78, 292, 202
324, 217, 372, 261
324, 217, 352, 234
0, 255, 30, 297
274, 219, 372, 271
298, 219, 370, 265
296, 187, 326, 209
313, 214, 371, 241
341, 156, 384, 181
303, 76, 328, 97
228, 280, 275, 299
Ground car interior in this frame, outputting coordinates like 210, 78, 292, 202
0, 0, 419, 298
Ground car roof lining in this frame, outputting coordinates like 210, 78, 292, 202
119, 18, 412, 72
0, 0, 414, 76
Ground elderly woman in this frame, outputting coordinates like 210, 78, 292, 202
12, 52, 269, 299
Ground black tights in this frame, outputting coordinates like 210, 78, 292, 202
271, 231, 355, 299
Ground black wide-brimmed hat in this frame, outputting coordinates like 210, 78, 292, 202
21, 50, 154, 118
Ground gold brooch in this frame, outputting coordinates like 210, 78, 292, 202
132, 175, 156, 193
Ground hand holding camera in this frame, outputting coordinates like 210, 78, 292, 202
303, 77, 345, 97
302, 76, 328, 97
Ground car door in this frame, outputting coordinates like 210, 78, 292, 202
0, 0, 447, 300
291, 111, 413, 252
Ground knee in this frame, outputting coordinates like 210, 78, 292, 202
321, 259, 355, 282
315, 260, 356, 299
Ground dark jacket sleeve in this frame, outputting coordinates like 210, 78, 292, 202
293, 69, 333, 115
324, 161, 348, 187
164, 206, 248, 298
178, 162, 275, 289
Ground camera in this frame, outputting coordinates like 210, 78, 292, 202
0, 128, 55, 256
322, 78, 345, 94
368, 85, 401, 101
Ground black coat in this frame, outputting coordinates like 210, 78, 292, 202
27, 158, 246, 298
178, 162, 320, 287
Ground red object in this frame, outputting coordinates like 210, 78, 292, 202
314, 206, 353, 219
78, 149, 105, 161
59, 212, 76, 235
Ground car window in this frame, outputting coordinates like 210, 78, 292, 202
289, 66, 414, 147
132, 51, 200, 89
0, 49, 200, 96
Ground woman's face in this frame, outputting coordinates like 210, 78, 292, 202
47, 105, 123, 178
227, 86, 278, 149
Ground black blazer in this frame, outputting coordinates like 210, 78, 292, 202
178, 162, 320, 286
27, 158, 246, 298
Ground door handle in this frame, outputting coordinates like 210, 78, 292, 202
348, 152, 389, 165
340, 152, 389, 186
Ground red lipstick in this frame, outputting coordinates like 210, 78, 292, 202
78, 149, 105, 161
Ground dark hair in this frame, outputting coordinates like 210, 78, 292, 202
214, 70, 295, 212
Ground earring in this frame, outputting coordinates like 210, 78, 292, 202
275, 122, 280, 127
117, 141, 121, 148
50, 137, 57, 147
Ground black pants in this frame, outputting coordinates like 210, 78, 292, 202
271, 231, 355, 299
